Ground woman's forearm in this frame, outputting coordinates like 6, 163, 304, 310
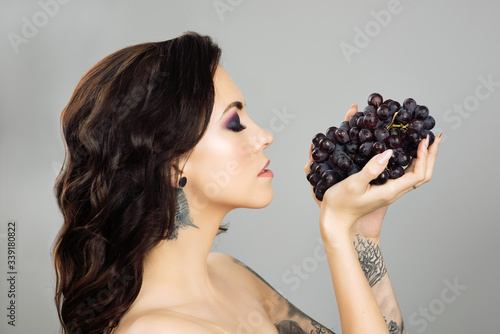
352, 234, 405, 334
321, 215, 389, 333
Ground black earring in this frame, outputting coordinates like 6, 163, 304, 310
179, 176, 187, 188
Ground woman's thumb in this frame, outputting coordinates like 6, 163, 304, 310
358, 149, 392, 183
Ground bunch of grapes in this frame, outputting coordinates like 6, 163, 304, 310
307, 93, 436, 201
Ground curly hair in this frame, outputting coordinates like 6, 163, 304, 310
52, 31, 223, 333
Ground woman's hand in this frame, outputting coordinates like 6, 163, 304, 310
304, 103, 442, 242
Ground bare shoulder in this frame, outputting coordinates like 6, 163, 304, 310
114, 311, 223, 334
208, 252, 336, 334
208, 252, 272, 295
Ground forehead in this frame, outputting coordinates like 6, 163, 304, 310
213, 65, 244, 115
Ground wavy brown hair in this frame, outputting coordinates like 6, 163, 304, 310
52, 31, 223, 334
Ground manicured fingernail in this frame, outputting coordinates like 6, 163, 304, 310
377, 149, 392, 165
425, 134, 430, 148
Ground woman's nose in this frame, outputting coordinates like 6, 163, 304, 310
254, 127, 273, 152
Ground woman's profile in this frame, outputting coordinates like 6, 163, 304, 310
52, 31, 441, 334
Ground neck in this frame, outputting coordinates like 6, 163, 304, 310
139, 187, 231, 305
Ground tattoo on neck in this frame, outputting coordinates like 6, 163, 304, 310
168, 188, 198, 240
353, 234, 387, 287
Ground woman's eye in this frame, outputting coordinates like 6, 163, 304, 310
226, 113, 246, 132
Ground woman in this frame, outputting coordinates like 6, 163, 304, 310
53, 31, 441, 334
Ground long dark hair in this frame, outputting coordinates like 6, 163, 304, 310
52, 31, 223, 334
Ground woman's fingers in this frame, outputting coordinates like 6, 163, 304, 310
386, 133, 442, 200
414, 132, 442, 187
344, 103, 358, 121
304, 144, 313, 173
351, 149, 393, 193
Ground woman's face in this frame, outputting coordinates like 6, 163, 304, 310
181, 65, 274, 212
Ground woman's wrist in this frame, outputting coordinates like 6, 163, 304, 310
319, 209, 357, 248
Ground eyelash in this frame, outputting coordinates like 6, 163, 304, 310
226, 113, 247, 132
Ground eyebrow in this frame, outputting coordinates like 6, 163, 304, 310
219, 100, 246, 120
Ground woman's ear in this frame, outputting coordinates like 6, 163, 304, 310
169, 156, 188, 188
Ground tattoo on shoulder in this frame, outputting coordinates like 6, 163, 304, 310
168, 188, 198, 240
353, 234, 387, 287
275, 320, 334, 334
232, 259, 335, 334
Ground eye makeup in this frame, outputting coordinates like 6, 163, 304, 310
225, 111, 246, 132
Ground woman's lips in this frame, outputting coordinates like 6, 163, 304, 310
258, 169, 274, 177
258, 160, 273, 177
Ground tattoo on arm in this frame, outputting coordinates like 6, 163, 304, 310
386, 318, 405, 334
353, 234, 387, 287
168, 188, 198, 240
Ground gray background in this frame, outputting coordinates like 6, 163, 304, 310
1, 0, 499, 333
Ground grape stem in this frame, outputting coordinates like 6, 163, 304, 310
385, 111, 408, 131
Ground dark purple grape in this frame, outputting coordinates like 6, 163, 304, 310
333, 144, 346, 153
359, 141, 374, 156
307, 171, 321, 186
325, 127, 337, 141
330, 151, 346, 166
422, 130, 435, 146
346, 140, 360, 154
388, 165, 405, 179
389, 127, 402, 137
356, 116, 365, 129
321, 170, 339, 187
394, 149, 410, 166
408, 144, 418, 158
334, 128, 350, 144
403, 98, 417, 112
312, 133, 325, 147
346, 163, 361, 177
349, 127, 360, 141
387, 135, 403, 149
395, 108, 411, 125
423, 115, 435, 130
319, 137, 335, 153
377, 105, 391, 120
349, 115, 359, 128
388, 100, 401, 114
315, 163, 330, 178
314, 181, 329, 201
408, 119, 425, 132
370, 170, 389, 185
373, 127, 390, 142
331, 165, 347, 180
413, 105, 429, 120
368, 93, 383, 108
364, 105, 376, 114
339, 121, 350, 130
358, 128, 374, 143
363, 113, 379, 129
337, 154, 353, 171
372, 141, 387, 155
310, 161, 319, 173
312, 147, 329, 162
406, 128, 422, 146
354, 154, 369, 166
